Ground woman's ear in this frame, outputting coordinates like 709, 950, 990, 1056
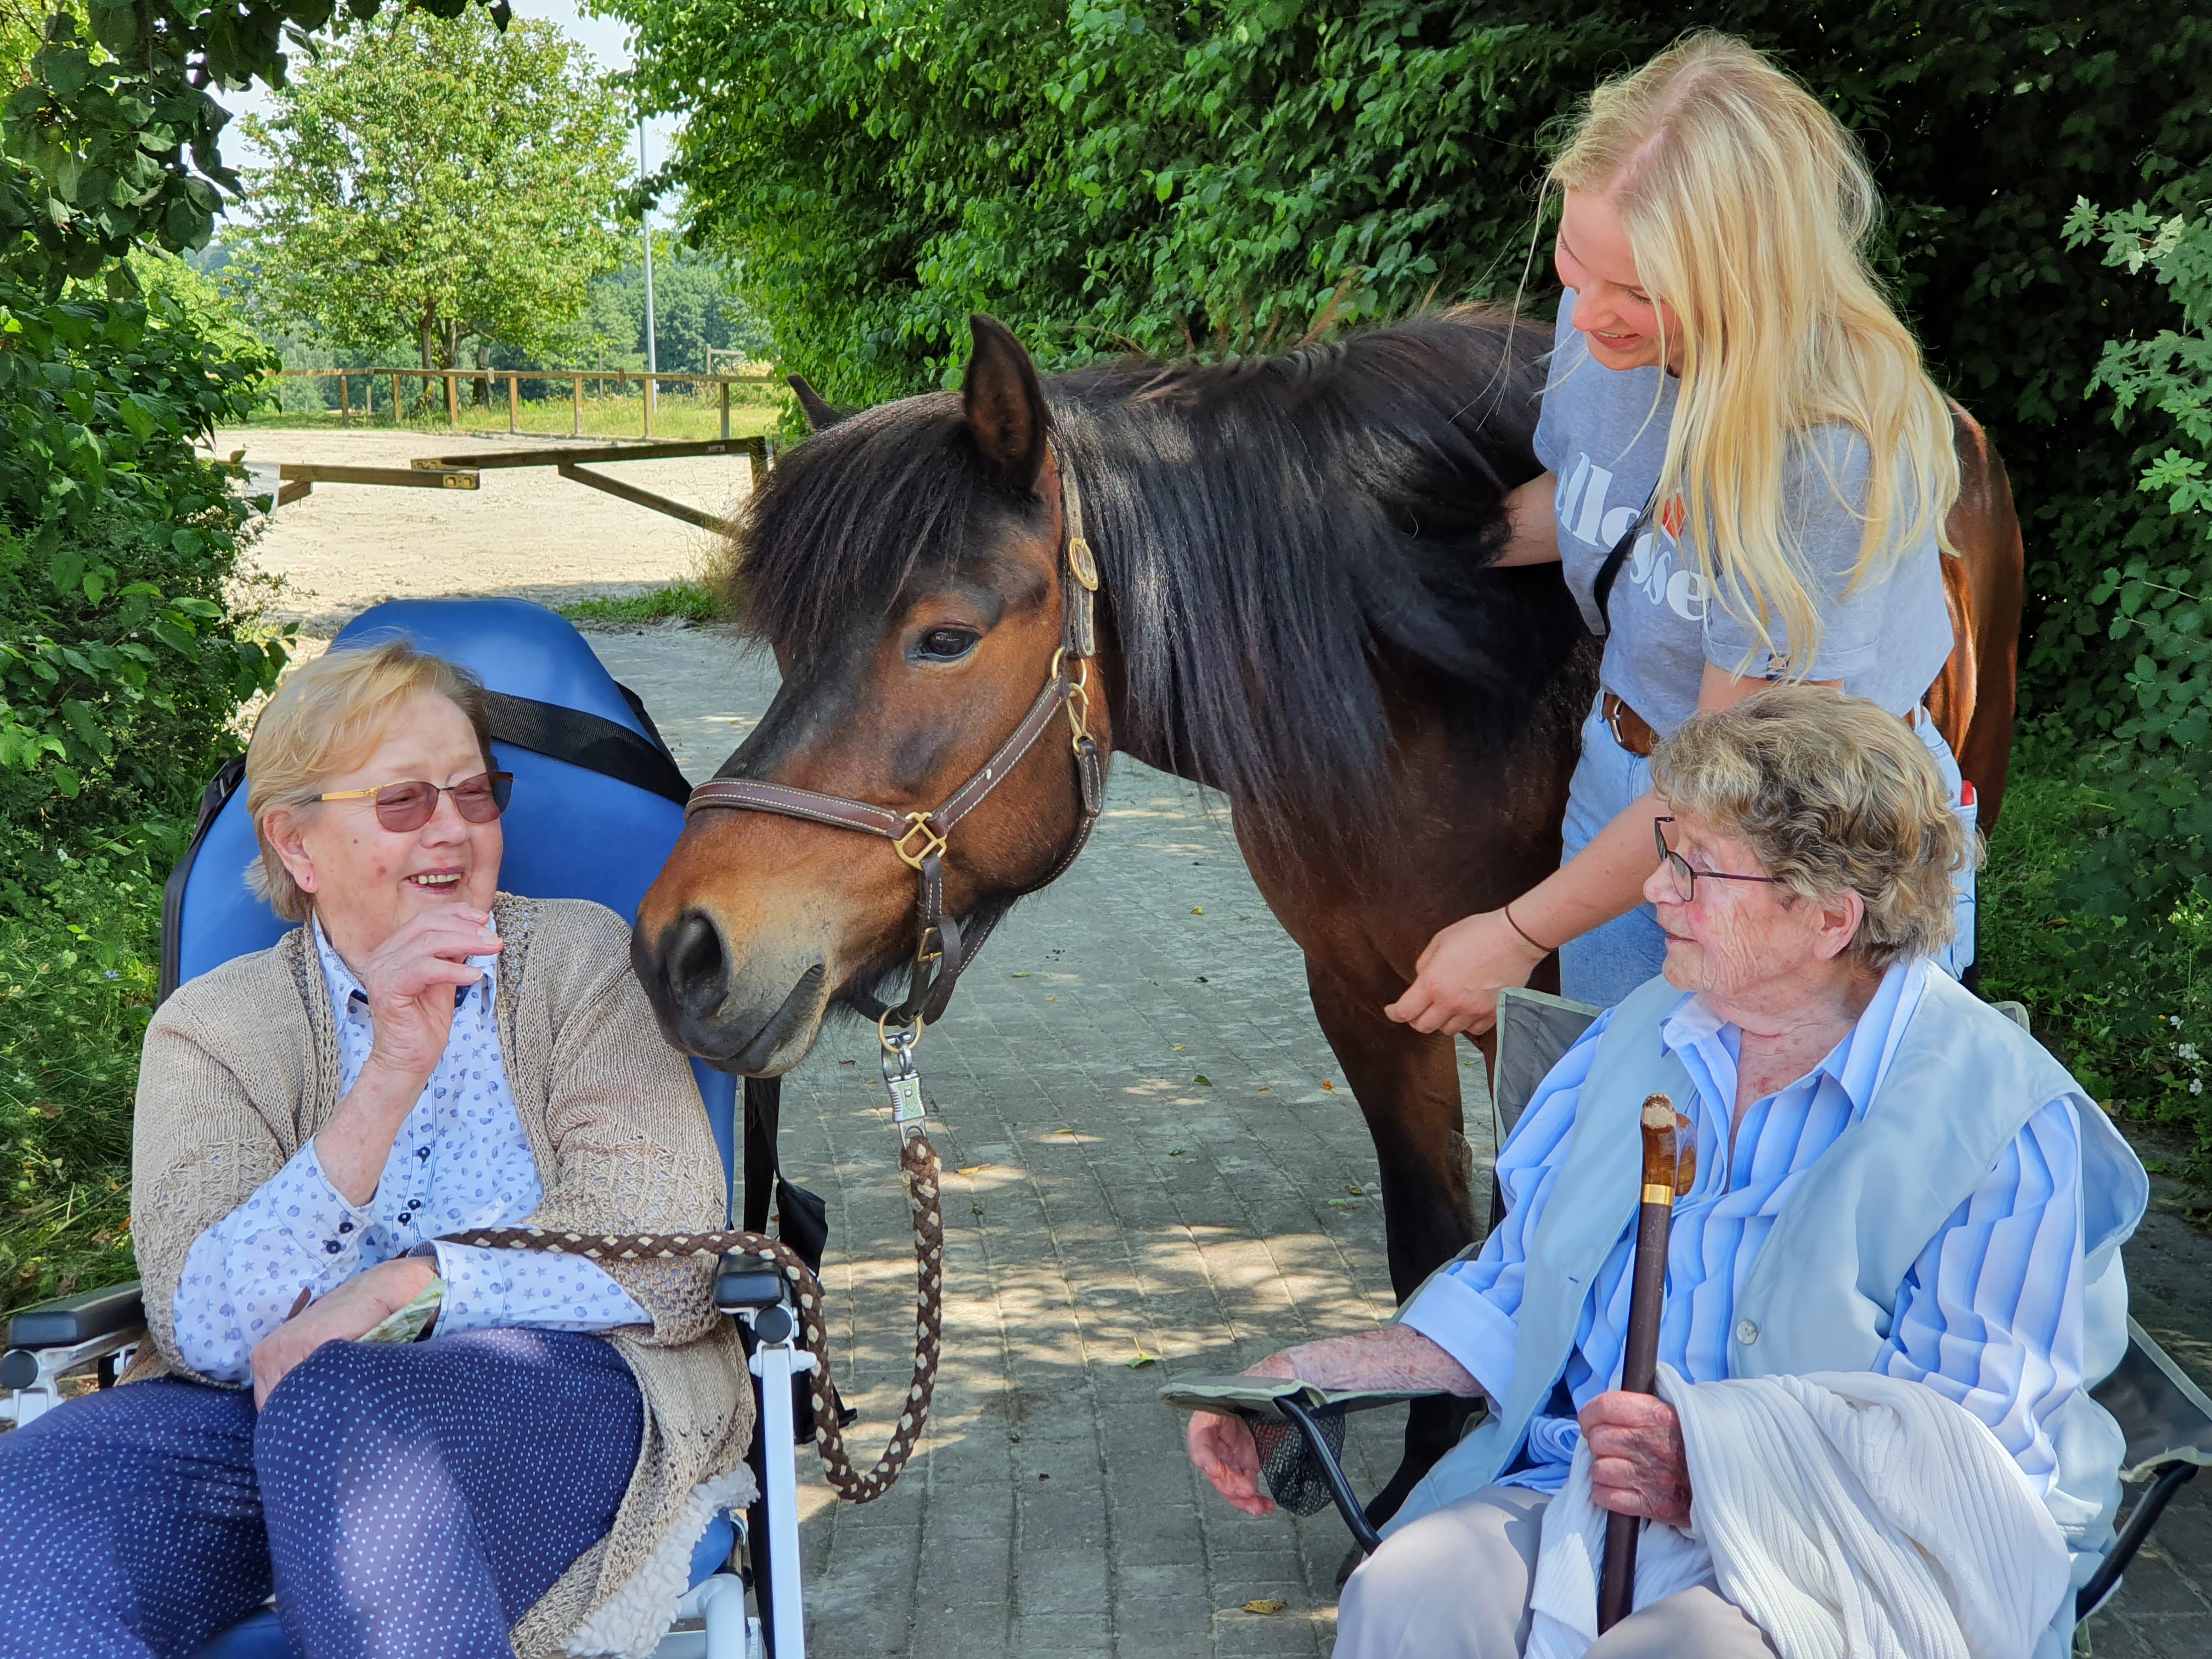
1810, 887, 1865, 962
263, 808, 319, 897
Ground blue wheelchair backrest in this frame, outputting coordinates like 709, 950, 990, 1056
158, 597, 736, 1215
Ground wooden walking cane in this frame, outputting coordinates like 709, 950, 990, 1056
1595, 1092, 1695, 1633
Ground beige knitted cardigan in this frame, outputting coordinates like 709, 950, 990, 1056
127, 894, 754, 1657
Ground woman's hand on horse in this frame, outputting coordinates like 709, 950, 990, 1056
1579, 1390, 1693, 1528
359, 904, 502, 1086
1385, 909, 1548, 1036
249, 1256, 440, 1409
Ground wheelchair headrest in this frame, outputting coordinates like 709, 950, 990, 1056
162, 597, 701, 993
159, 596, 737, 1215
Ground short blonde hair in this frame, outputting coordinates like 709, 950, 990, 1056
1649, 685, 1976, 971
1547, 33, 1961, 673
245, 640, 494, 922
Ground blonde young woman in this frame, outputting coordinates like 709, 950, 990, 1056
1387, 32, 1976, 1032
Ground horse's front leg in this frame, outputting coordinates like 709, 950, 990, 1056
1304, 960, 1488, 1528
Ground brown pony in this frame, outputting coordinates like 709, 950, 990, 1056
632, 312, 2021, 1515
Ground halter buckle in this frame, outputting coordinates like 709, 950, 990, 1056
893, 812, 948, 871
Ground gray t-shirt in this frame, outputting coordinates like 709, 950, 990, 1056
1531, 294, 1953, 735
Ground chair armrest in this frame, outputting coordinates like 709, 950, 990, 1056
715, 1251, 786, 1314
1157, 1372, 1437, 1423
6, 1280, 145, 1349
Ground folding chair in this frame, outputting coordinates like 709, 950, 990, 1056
1162, 985, 2212, 1625
1, 600, 812, 1659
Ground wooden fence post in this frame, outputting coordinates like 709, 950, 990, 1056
337, 374, 351, 427
720, 379, 731, 441
444, 371, 459, 426
643, 373, 656, 438
391, 371, 404, 426
507, 373, 520, 433
572, 375, 583, 437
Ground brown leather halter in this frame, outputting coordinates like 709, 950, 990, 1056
684, 444, 1109, 1032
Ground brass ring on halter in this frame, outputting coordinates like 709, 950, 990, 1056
877, 1006, 923, 1056
893, 811, 948, 871
1065, 661, 1092, 746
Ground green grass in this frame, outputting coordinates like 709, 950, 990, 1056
246, 382, 787, 444
557, 580, 723, 628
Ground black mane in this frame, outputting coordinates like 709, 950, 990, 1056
740, 307, 1592, 828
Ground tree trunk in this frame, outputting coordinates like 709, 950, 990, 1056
473, 339, 492, 409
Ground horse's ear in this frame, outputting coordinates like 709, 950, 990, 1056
961, 314, 1049, 495
786, 374, 846, 433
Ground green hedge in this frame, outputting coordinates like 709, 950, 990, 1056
0, 271, 285, 1313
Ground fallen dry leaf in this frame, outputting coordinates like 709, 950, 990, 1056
1242, 1599, 1287, 1616
1319, 1080, 1335, 1091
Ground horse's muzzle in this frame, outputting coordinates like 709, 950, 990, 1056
634, 910, 828, 1075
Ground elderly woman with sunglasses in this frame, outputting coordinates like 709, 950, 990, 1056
1187, 687, 2146, 1659
0, 641, 751, 1659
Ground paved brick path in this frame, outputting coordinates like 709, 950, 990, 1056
591, 622, 2209, 1658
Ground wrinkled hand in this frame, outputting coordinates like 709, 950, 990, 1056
1384, 909, 1548, 1037
357, 905, 502, 1085
1579, 1391, 1692, 1527
1186, 1352, 1297, 1518
250, 1257, 438, 1409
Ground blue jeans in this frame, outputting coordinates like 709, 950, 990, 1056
0, 1328, 641, 1659
1556, 692, 1978, 1008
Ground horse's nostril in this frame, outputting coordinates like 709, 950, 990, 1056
667, 912, 730, 1022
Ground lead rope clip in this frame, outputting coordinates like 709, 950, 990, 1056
878, 1014, 927, 1141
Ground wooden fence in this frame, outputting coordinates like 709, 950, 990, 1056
273, 366, 780, 440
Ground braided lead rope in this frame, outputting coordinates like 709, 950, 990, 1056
441, 1130, 945, 1504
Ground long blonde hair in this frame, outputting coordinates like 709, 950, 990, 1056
1547, 33, 1960, 671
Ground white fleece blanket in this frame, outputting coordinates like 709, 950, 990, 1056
1524, 1365, 2070, 1659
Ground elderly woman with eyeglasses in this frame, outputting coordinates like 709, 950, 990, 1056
0, 641, 751, 1659
1187, 686, 2147, 1659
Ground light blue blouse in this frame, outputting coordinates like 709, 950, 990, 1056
1402, 961, 2085, 1495
170, 921, 649, 1382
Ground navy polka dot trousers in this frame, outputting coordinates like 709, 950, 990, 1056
0, 1328, 643, 1659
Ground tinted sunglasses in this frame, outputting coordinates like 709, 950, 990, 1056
317, 771, 514, 833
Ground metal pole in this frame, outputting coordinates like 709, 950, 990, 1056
639, 122, 658, 381
573, 374, 583, 437
338, 374, 350, 428
720, 377, 730, 441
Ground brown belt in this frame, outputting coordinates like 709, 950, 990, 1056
1602, 691, 1660, 757
1603, 690, 1922, 759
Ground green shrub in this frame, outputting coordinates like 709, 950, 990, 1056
0, 847, 159, 1309
0, 271, 286, 1316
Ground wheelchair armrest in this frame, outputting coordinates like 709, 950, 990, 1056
6, 1280, 145, 1349
715, 1251, 786, 1313
1157, 1372, 1437, 1423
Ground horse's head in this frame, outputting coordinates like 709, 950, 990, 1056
633, 316, 1109, 1075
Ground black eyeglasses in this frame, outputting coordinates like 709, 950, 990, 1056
1652, 816, 1783, 903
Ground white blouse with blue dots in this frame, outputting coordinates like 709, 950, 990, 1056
170, 921, 649, 1382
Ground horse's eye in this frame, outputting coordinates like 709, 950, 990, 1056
916, 627, 979, 662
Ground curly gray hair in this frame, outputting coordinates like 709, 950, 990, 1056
1649, 685, 1977, 971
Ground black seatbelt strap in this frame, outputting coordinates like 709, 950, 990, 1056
479, 689, 691, 805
